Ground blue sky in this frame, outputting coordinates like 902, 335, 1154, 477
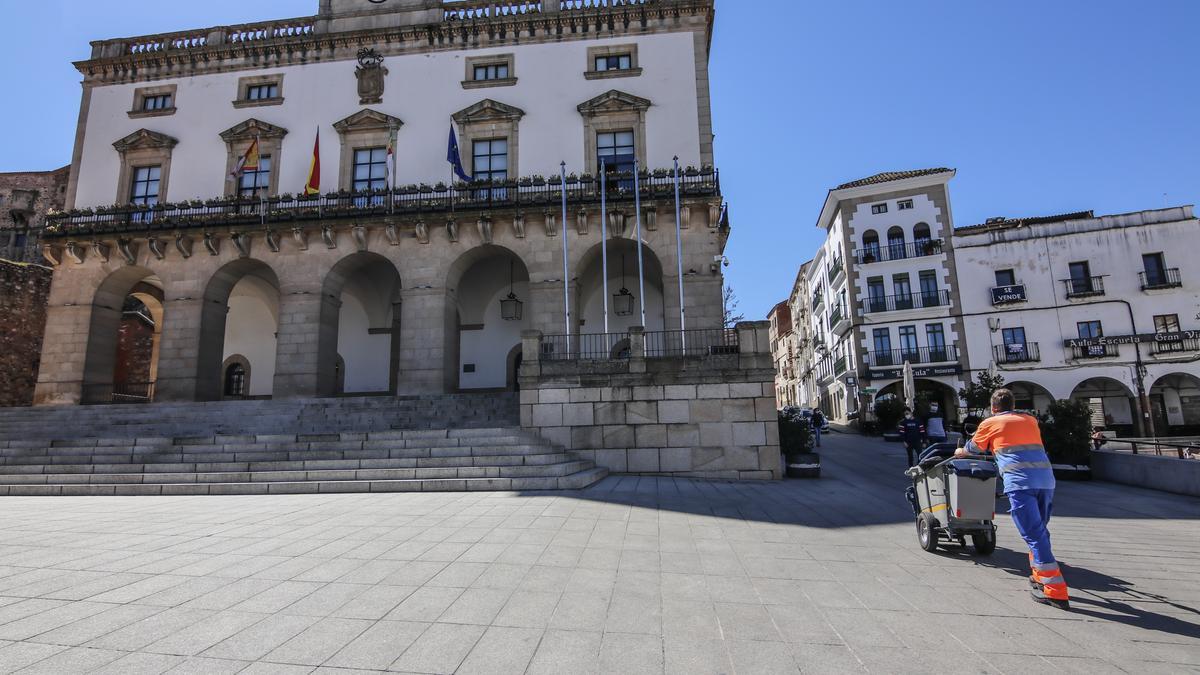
2, 1, 1197, 320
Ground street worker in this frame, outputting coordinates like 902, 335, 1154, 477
956, 388, 1069, 610
899, 409, 925, 466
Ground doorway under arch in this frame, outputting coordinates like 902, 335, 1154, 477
575, 238, 666, 336
876, 378, 960, 425
1149, 372, 1200, 435
1005, 380, 1056, 415
1070, 376, 1137, 435
196, 258, 281, 401
81, 267, 165, 404
447, 245, 530, 391
318, 252, 402, 396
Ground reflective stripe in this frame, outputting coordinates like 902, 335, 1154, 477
1032, 561, 1060, 573
1042, 582, 1070, 600
1040, 575, 1065, 585
994, 443, 1046, 455
964, 439, 985, 455
922, 503, 948, 514
1000, 461, 1054, 474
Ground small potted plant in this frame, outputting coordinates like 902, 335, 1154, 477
779, 406, 819, 478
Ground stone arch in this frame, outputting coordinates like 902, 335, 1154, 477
574, 238, 666, 336
1005, 380, 1055, 414
317, 251, 402, 396
913, 222, 931, 242
221, 354, 252, 398
877, 378, 960, 424
1070, 376, 1137, 434
505, 343, 523, 392
861, 229, 880, 262
446, 244, 531, 390
1148, 372, 1200, 435
196, 258, 281, 401
81, 266, 164, 404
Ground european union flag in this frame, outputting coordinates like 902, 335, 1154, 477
447, 127, 473, 183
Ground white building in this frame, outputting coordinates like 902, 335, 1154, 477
953, 206, 1200, 436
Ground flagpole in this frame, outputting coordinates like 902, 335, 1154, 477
673, 156, 686, 351
388, 131, 396, 215
560, 161, 571, 356
633, 158, 646, 329
600, 158, 609, 335
254, 135, 264, 226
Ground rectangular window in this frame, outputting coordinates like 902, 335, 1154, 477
352, 147, 388, 192
897, 199, 913, 210
867, 277, 886, 313
473, 63, 510, 81
142, 94, 172, 111
898, 326, 918, 359
594, 54, 632, 72
926, 324, 947, 360
1077, 320, 1103, 339
129, 166, 161, 206
238, 155, 272, 197
1002, 327, 1027, 346
871, 203, 888, 215
597, 130, 635, 177
1002, 327, 1029, 361
1155, 314, 1181, 333
873, 328, 892, 366
995, 269, 1016, 287
918, 270, 939, 305
245, 83, 279, 101
893, 274, 912, 310
472, 139, 508, 183
1142, 252, 1167, 285
1068, 260, 1092, 294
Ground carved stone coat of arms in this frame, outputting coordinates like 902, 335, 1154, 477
356, 48, 387, 104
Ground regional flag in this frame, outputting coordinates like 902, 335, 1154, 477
305, 129, 321, 195
232, 137, 260, 179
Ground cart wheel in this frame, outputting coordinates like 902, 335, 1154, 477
972, 529, 997, 556
916, 513, 939, 552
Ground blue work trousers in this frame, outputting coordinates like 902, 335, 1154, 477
1008, 488, 1056, 567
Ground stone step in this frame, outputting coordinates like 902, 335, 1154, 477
2, 435, 537, 454
0, 467, 609, 496
0, 446, 569, 467
0, 460, 595, 485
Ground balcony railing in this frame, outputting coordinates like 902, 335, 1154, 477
1071, 343, 1120, 360
1063, 276, 1105, 298
644, 329, 739, 358
1139, 268, 1182, 291
828, 258, 844, 283
854, 239, 944, 264
539, 333, 629, 361
867, 345, 959, 368
864, 290, 951, 314
44, 168, 720, 239
811, 294, 824, 312
1152, 338, 1200, 355
833, 355, 848, 376
829, 304, 844, 327
994, 342, 1040, 364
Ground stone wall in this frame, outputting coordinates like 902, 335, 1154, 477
518, 322, 783, 480
0, 261, 52, 406
1092, 449, 1200, 498
0, 167, 69, 264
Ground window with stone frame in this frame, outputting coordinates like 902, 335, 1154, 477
577, 90, 649, 174
220, 119, 288, 198
246, 83, 279, 101
142, 93, 173, 111
597, 130, 635, 177
234, 74, 285, 108
462, 54, 516, 89
353, 147, 389, 192
129, 166, 161, 206
129, 85, 178, 118
237, 156, 272, 198
585, 44, 642, 80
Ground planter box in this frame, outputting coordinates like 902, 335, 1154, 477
786, 453, 821, 478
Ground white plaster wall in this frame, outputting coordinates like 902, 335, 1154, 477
222, 277, 279, 396
338, 293, 391, 393
579, 268, 666, 335
76, 32, 702, 207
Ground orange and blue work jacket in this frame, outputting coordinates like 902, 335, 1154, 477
964, 412, 1056, 493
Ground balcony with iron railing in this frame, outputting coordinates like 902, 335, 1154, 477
993, 342, 1040, 364
1063, 276, 1105, 299
1070, 343, 1120, 360
811, 293, 824, 312
537, 327, 739, 362
44, 168, 721, 239
1151, 338, 1200, 356
1139, 268, 1182, 291
863, 290, 950, 314
829, 304, 852, 336
854, 239, 944, 264
827, 257, 844, 285
866, 345, 959, 368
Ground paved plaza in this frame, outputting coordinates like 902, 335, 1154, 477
0, 433, 1196, 674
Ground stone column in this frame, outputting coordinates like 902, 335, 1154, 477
33, 304, 93, 405
272, 288, 327, 398
628, 326, 646, 374
153, 297, 204, 401
396, 285, 454, 395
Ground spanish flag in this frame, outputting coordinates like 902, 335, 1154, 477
232, 137, 260, 179
305, 129, 321, 195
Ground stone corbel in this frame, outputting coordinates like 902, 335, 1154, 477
322, 225, 337, 249
265, 228, 281, 252
414, 219, 429, 244
446, 217, 459, 243
512, 212, 526, 239
66, 241, 84, 264
175, 233, 193, 259
384, 222, 400, 246
231, 231, 251, 258
576, 207, 589, 236
91, 240, 110, 263
680, 205, 692, 229
608, 210, 627, 238
117, 238, 138, 265
203, 232, 220, 256
292, 227, 309, 251
41, 244, 61, 267
352, 224, 368, 252
476, 215, 493, 244
543, 209, 558, 237
644, 205, 657, 231
148, 236, 166, 260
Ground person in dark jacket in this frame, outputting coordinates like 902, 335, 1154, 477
811, 409, 825, 447
898, 408, 926, 466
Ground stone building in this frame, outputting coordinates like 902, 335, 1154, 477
767, 300, 796, 407
954, 206, 1200, 436
0, 167, 68, 264
806, 168, 967, 424
17, 0, 781, 487
0, 261, 52, 407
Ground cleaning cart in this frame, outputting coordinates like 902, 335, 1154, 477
904, 443, 998, 555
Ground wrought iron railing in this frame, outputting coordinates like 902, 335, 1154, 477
82, 381, 156, 405
994, 342, 1040, 364
854, 239, 944, 264
1152, 338, 1200, 355
1063, 276, 1105, 298
1071, 343, 1119, 359
867, 345, 959, 367
644, 329, 739, 358
829, 304, 845, 327
811, 294, 823, 312
539, 333, 629, 361
45, 168, 719, 238
864, 290, 950, 314
828, 257, 844, 283
1139, 268, 1182, 291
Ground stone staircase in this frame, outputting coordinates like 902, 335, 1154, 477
0, 394, 607, 495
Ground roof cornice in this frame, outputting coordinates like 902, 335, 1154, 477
814, 169, 956, 232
